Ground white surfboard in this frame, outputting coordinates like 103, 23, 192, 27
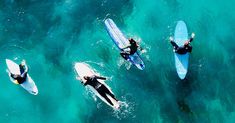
6, 59, 38, 95
74, 62, 120, 110
174, 21, 189, 79
104, 18, 145, 70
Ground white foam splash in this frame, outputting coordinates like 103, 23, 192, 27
111, 96, 136, 120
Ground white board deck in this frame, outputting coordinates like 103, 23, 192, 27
75, 62, 120, 109
6, 59, 38, 95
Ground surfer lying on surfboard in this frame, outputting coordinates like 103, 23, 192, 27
169, 33, 195, 54
82, 75, 119, 106
9, 60, 28, 84
120, 38, 143, 60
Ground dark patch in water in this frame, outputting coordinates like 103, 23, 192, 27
1, 0, 58, 47
177, 100, 192, 113
97, 47, 112, 63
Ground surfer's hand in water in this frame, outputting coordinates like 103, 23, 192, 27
21, 60, 26, 66
106, 77, 112, 81
78, 79, 85, 85
141, 49, 147, 54
169, 36, 174, 42
191, 33, 195, 38
76, 76, 82, 81
139, 47, 146, 54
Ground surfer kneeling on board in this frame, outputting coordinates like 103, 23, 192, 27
83, 75, 119, 106
169, 33, 195, 54
120, 38, 141, 60
10, 60, 28, 84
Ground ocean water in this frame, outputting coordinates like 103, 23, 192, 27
0, 0, 235, 122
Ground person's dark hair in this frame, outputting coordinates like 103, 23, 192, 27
84, 76, 89, 80
129, 38, 135, 44
184, 41, 189, 46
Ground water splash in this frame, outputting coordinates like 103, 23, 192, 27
112, 96, 136, 120
117, 57, 132, 70
84, 60, 105, 68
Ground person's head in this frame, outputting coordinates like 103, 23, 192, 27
84, 76, 90, 80
184, 41, 189, 46
19, 63, 25, 68
13, 74, 19, 78
129, 38, 136, 44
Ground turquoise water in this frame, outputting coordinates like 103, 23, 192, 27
0, 0, 235, 122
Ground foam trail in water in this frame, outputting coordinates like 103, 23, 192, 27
112, 96, 136, 119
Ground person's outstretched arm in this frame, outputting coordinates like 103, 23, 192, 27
20, 67, 28, 78
24, 64, 28, 73
170, 41, 177, 46
169, 36, 174, 42
95, 75, 106, 80
188, 33, 195, 43
21, 60, 28, 72
138, 46, 143, 51
76, 77, 85, 85
20, 71, 27, 78
169, 36, 180, 48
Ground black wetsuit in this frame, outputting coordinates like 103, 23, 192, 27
11, 64, 27, 84
170, 37, 193, 54
120, 41, 138, 60
84, 75, 117, 106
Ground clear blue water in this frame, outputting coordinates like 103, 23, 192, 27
0, 0, 235, 122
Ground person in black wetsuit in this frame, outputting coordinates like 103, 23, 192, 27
120, 38, 139, 60
83, 75, 118, 106
10, 60, 28, 84
169, 33, 195, 54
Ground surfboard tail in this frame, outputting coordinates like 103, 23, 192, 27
106, 94, 120, 110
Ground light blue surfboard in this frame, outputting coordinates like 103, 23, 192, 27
104, 18, 145, 70
174, 21, 189, 79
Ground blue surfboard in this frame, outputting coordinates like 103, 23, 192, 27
104, 18, 145, 70
174, 21, 189, 79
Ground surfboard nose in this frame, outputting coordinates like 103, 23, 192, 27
31, 87, 38, 95
178, 73, 186, 80
75, 62, 83, 68
135, 63, 145, 70
140, 64, 145, 70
